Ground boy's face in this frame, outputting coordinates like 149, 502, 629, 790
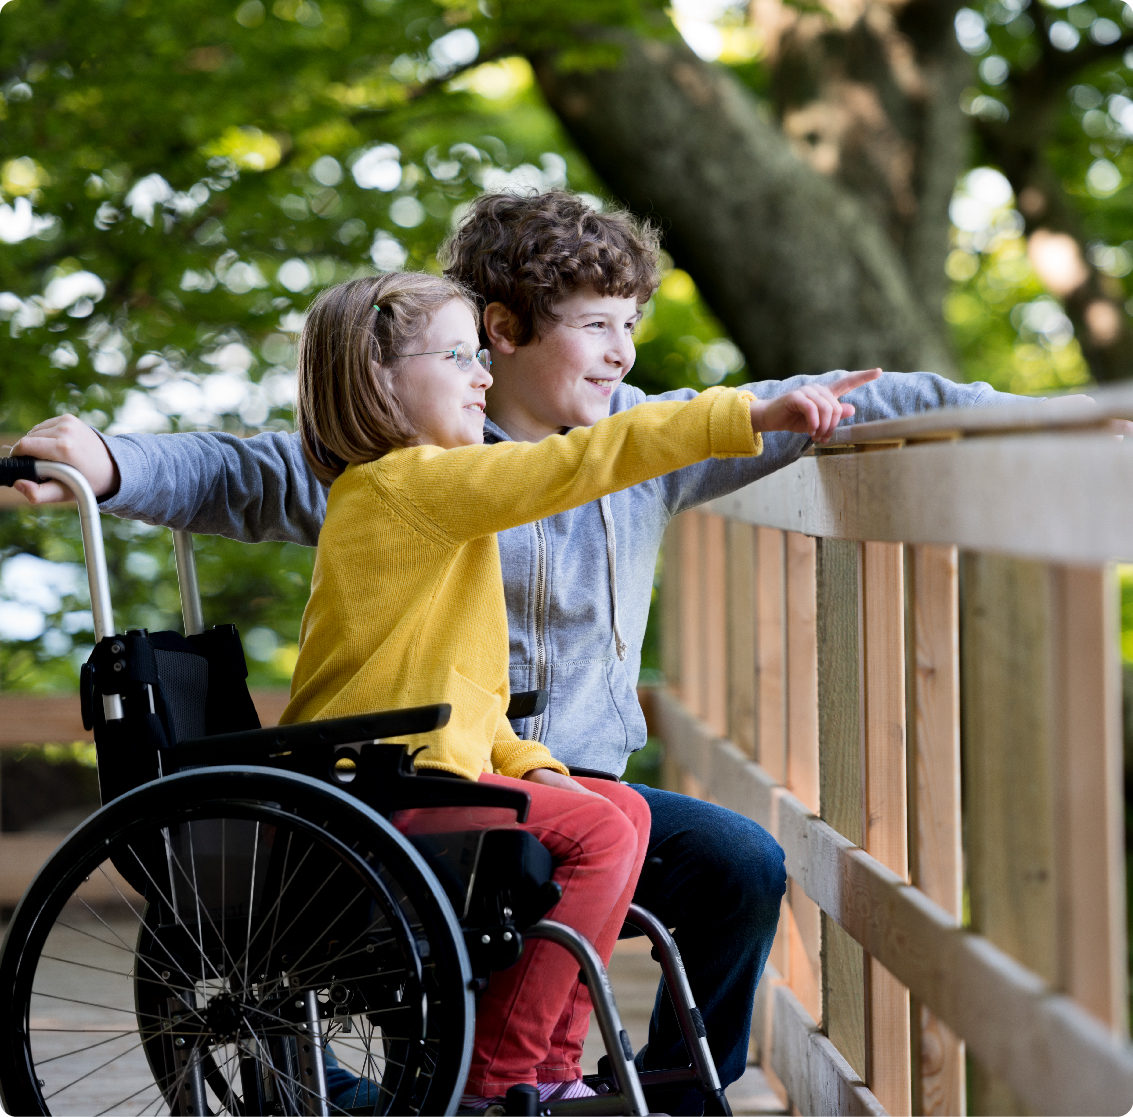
484, 287, 641, 442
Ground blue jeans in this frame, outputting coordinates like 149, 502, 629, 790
626, 785, 786, 1115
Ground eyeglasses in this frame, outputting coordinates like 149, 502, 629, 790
395, 342, 491, 373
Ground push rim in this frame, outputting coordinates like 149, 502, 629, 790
0, 767, 474, 1117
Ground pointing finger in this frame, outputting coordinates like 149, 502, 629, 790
828, 367, 882, 398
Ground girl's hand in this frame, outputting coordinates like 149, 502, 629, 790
522, 767, 601, 797
7, 415, 120, 504
749, 368, 882, 444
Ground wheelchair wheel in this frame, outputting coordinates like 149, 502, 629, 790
0, 767, 474, 1116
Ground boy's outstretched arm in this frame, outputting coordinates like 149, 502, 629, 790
9, 414, 325, 546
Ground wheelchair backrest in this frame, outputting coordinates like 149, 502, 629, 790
84, 623, 261, 806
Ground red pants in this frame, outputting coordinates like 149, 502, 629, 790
464, 775, 651, 1095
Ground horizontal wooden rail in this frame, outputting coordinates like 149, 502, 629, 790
753, 964, 886, 1116
653, 687, 1133, 1117
827, 386, 1133, 446
0, 690, 292, 747
710, 433, 1133, 563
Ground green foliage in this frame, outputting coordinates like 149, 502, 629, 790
0, 0, 742, 690
947, 0, 1133, 391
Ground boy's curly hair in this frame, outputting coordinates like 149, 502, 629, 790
440, 191, 661, 345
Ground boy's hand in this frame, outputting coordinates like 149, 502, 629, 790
749, 368, 882, 443
522, 767, 601, 797
6, 415, 120, 504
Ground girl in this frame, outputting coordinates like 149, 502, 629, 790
284, 271, 869, 1109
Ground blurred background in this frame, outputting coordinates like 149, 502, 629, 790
1, 0, 1132, 794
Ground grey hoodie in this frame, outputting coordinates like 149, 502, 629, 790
99, 370, 1015, 775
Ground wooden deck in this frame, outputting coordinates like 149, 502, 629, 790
584, 937, 786, 1115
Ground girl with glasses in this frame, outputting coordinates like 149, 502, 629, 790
284, 271, 874, 1109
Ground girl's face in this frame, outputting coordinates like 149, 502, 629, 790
395, 299, 492, 450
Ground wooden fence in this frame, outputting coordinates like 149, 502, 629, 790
652, 393, 1133, 1115
5, 403, 1133, 1113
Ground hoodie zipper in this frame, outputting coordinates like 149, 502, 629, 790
530, 518, 548, 742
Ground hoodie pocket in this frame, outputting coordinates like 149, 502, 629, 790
525, 656, 646, 775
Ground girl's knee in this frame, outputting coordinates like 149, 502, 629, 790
602, 781, 652, 836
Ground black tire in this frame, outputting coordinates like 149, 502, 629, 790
0, 766, 474, 1116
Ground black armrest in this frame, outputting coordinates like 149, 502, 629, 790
168, 703, 534, 821
389, 766, 532, 822
568, 766, 620, 782
506, 689, 548, 719
173, 703, 451, 768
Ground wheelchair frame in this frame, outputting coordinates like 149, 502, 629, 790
0, 456, 731, 1117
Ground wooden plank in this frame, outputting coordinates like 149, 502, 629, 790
814, 536, 865, 1078
825, 387, 1133, 446
651, 689, 1133, 1117
1052, 565, 1128, 1034
726, 520, 757, 758
750, 964, 791, 1106
702, 512, 728, 739
787, 878, 823, 1026
0, 693, 89, 746
679, 511, 705, 719
816, 538, 862, 843
661, 519, 682, 697
906, 545, 965, 1116
708, 433, 1133, 564
962, 553, 1058, 1114
860, 542, 911, 1115
767, 969, 888, 1116
756, 527, 787, 783
784, 532, 825, 1044
785, 532, 819, 813
0, 690, 292, 746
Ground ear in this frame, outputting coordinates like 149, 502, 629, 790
483, 302, 520, 354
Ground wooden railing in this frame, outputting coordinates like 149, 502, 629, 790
653, 392, 1133, 1116
5, 405, 1133, 1112
0, 690, 291, 906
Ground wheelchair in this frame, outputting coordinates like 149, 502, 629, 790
0, 455, 731, 1117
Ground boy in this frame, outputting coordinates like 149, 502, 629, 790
15, 190, 1016, 1113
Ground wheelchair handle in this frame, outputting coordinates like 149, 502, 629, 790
1, 456, 123, 721
0, 457, 116, 645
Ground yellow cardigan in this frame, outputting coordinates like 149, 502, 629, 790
280, 386, 761, 780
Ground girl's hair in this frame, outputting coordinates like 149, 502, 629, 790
296, 273, 480, 484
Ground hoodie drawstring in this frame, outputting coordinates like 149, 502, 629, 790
598, 495, 628, 661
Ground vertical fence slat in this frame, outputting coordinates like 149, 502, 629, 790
661, 515, 682, 696
754, 527, 790, 988
726, 520, 758, 758
816, 537, 866, 1079
908, 544, 966, 1116
756, 527, 787, 783
786, 532, 820, 812
784, 533, 822, 1030
1053, 564, 1128, 1035
861, 541, 912, 1117
703, 513, 728, 741
678, 511, 705, 720
962, 553, 1058, 1114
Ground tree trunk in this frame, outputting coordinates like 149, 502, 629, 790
533, 31, 960, 380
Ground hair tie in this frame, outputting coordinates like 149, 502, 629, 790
373, 304, 382, 312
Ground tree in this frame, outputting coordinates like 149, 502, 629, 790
1, 0, 1130, 689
